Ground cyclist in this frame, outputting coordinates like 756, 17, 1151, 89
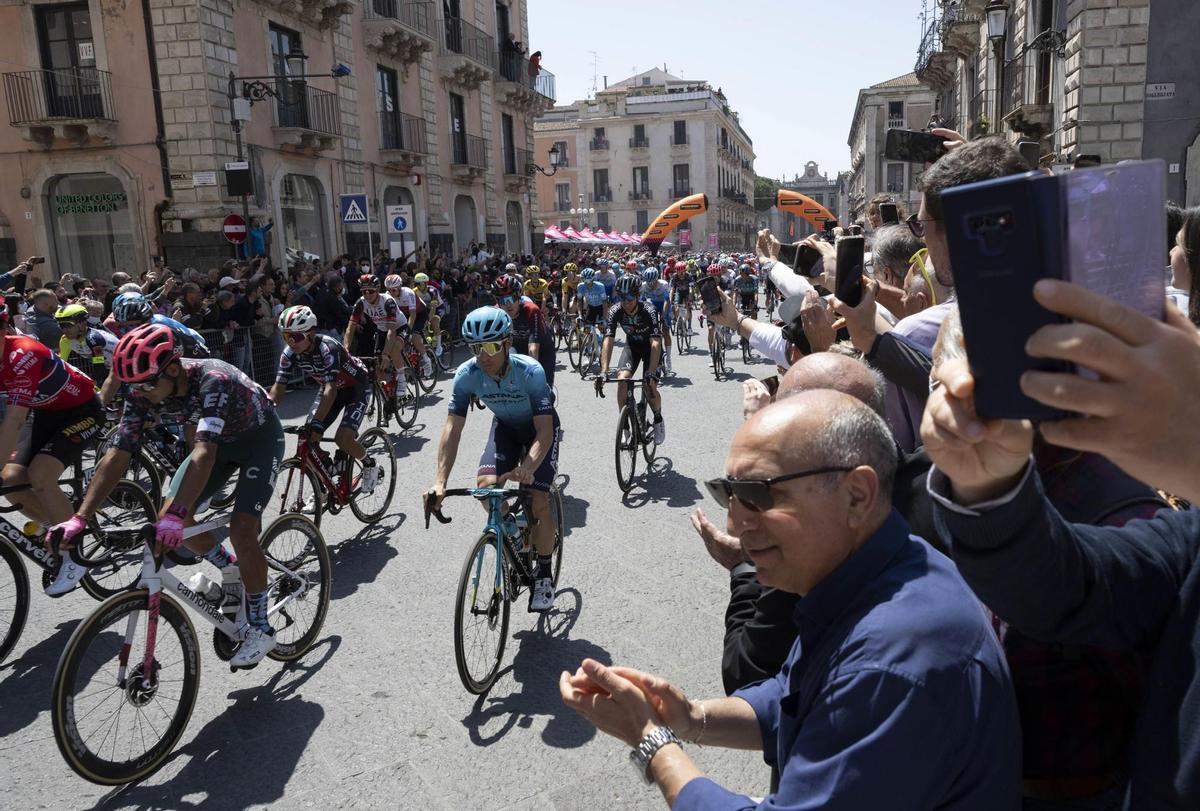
53, 324, 285, 666
427, 307, 560, 612
413, 272, 447, 358
390, 274, 433, 377
493, 274, 555, 386
641, 268, 673, 375
107, 291, 209, 358
575, 268, 608, 326
701, 264, 731, 361
560, 262, 580, 312
669, 262, 693, 331
55, 303, 119, 400
270, 306, 380, 492
595, 261, 618, 309
597, 275, 666, 444
345, 274, 410, 399
0, 327, 104, 594
733, 263, 760, 316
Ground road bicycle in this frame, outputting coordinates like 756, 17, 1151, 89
267, 424, 397, 529
592, 374, 658, 493
360, 355, 420, 431
738, 300, 759, 365
708, 325, 728, 381
672, 304, 692, 353
764, 285, 778, 318
425, 484, 564, 695
425, 313, 460, 375
547, 306, 569, 351
567, 316, 605, 378
50, 512, 330, 785
0, 478, 155, 663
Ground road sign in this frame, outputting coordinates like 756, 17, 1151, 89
340, 194, 369, 224
1146, 82, 1175, 101
223, 214, 247, 245
386, 204, 413, 234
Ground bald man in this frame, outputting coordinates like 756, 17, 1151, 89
563, 393, 1019, 810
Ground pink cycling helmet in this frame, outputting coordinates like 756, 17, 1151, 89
112, 323, 182, 384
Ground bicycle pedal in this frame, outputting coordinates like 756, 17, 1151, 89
230, 661, 260, 673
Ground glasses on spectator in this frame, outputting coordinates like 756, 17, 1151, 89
469, 341, 506, 357
704, 467, 853, 512
906, 213, 939, 239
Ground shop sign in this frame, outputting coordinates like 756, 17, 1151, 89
53, 192, 127, 215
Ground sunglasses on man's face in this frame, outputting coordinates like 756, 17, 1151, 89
704, 466, 853, 512
362, 287, 378, 294
285, 331, 308, 344
138, 374, 166, 393
619, 293, 639, 302
469, 341, 506, 357
496, 295, 516, 306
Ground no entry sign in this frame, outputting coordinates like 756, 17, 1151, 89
223, 214, 247, 245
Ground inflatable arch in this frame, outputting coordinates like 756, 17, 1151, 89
775, 189, 838, 231
640, 193, 709, 253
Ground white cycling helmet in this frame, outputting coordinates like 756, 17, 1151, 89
384, 273, 404, 290
279, 305, 318, 332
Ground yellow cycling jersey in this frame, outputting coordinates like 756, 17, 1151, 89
523, 278, 549, 299
561, 275, 580, 295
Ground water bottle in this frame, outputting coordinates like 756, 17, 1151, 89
187, 572, 223, 605
220, 569, 243, 620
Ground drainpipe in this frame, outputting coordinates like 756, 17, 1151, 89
140, 0, 172, 200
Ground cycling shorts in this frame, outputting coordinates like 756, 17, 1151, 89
477, 413, 561, 493
738, 292, 758, 311
12, 396, 103, 468
164, 413, 284, 518
584, 304, 604, 325
672, 287, 691, 304
411, 308, 430, 335
309, 384, 368, 436
616, 343, 658, 379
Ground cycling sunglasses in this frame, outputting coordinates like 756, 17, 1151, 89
618, 293, 639, 302
496, 295, 517, 306
469, 341, 506, 357
704, 466, 853, 512
361, 286, 379, 294
137, 373, 167, 393
285, 331, 309, 344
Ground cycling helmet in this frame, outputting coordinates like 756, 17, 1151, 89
359, 274, 379, 288
413, 272, 429, 285
112, 323, 182, 384
642, 268, 660, 282
687, 259, 696, 268
624, 260, 638, 271
526, 265, 541, 275
384, 274, 403, 290
563, 262, 577, 273
580, 268, 596, 281
112, 292, 153, 324
505, 262, 518, 272
610, 262, 620, 271
279, 305, 318, 332
462, 306, 512, 342
491, 274, 518, 298
55, 303, 89, 323
615, 275, 642, 297
738, 264, 751, 273
708, 265, 722, 276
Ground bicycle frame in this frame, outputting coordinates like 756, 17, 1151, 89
293, 437, 350, 506
429, 488, 536, 606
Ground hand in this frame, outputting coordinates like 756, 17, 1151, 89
559, 659, 664, 746
756, 229, 780, 262
706, 288, 738, 328
931, 127, 967, 151
562, 662, 703, 742
1020, 280, 1200, 503
426, 484, 446, 513
155, 513, 185, 549
830, 277, 879, 353
741, 379, 772, 419
49, 514, 89, 551
920, 357, 1034, 504
499, 463, 534, 485
12, 262, 29, 275
803, 236, 837, 288
690, 506, 747, 570
799, 290, 837, 353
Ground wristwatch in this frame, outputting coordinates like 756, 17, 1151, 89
630, 726, 682, 783
760, 259, 776, 274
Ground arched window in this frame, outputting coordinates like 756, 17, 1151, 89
279, 174, 327, 261
47, 173, 135, 277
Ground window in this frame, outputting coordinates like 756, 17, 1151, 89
593, 126, 605, 138
377, 65, 401, 149
631, 123, 647, 148
641, 76, 650, 86
270, 24, 307, 128
555, 182, 570, 211
672, 164, 690, 196
501, 113, 516, 174
886, 163, 905, 193
596, 211, 609, 230
636, 210, 649, 231
279, 174, 328, 261
593, 168, 609, 201
449, 91, 466, 163
672, 120, 686, 145
887, 100, 905, 129
553, 139, 568, 166
632, 166, 649, 199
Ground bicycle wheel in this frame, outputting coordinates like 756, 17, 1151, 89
349, 427, 396, 523
716, 334, 727, 379
549, 487, 565, 587
414, 350, 437, 394
88, 431, 163, 507
260, 514, 330, 661
742, 337, 752, 365
566, 327, 583, 372
79, 481, 159, 600
640, 407, 658, 465
266, 458, 323, 529
52, 589, 200, 786
0, 539, 30, 664
614, 406, 638, 492
453, 531, 510, 694
366, 381, 386, 428
395, 367, 420, 430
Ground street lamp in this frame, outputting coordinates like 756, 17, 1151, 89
986, 0, 1009, 130
526, 144, 561, 176
569, 206, 595, 228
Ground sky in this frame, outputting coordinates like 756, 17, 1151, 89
527, 0, 925, 182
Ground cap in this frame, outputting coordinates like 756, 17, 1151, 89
219, 276, 238, 288
778, 294, 808, 325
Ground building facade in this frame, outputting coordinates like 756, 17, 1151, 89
846, 72, 937, 222
0, 0, 554, 276
533, 68, 756, 252
765, 162, 848, 239
914, 0, 1200, 204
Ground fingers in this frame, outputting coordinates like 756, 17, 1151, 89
925, 379, 985, 442
1019, 370, 1124, 417
1025, 322, 1136, 380
1032, 280, 1159, 347
936, 357, 975, 399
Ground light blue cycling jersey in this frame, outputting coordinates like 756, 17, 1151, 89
733, 275, 760, 294
447, 352, 554, 426
641, 282, 670, 315
577, 280, 608, 307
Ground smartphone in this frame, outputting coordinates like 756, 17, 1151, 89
698, 276, 723, 314
1018, 140, 1041, 171
777, 242, 801, 268
847, 225, 864, 237
884, 129, 948, 164
821, 220, 837, 244
835, 236, 865, 307
794, 244, 822, 277
761, 375, 779, 398
879, 202, 900, 225
29, 256, 45, 265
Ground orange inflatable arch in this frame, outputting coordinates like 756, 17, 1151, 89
775, 189, 838, 231
640, 193, 709, 254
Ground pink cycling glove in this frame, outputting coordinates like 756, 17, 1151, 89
155, 514, 185, 549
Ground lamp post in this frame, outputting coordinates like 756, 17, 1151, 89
526, 144, 562, 176
225, 45, 350, 250
986, 0, 1009, 131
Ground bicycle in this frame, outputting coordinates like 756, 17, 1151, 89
360, 355, 420, 431
591, 374, 658, 493
708, 325, 728, 381
738, 301, 758, 365
425, 313, 459, 374
268, 424, 397, 529
0, 478, 155, 663
569, 317, 604, 379
50, 512, 330, 785
764, 286, 778, 317
424, 484, 564, 695
672, 304, 692, 353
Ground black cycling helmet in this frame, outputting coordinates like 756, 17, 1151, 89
615, 275, 642, 297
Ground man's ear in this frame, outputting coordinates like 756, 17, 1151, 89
842, 466, 882, 531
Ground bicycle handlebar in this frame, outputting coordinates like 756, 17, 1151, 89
423, 488, 528, 529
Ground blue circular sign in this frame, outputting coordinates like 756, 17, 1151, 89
392, 216, 408, 232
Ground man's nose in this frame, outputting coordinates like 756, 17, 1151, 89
726, 497, 758, 533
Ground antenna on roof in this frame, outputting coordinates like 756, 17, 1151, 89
588, 50, 599, 98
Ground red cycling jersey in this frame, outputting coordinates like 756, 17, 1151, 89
1, 334, 96, 410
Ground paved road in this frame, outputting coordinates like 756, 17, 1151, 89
2, 317, 783, 809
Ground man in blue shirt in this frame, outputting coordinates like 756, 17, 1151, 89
561, 391, 1019, 809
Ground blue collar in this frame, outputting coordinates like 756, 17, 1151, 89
793, 510, 911, 635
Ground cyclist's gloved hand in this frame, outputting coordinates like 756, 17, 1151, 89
155, 513, 185, 549
303, 419, 325, 437
593, 376, 605, 396
50, 515, 89, 550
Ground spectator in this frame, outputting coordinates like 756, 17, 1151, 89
868, 224, 925, 314
313, 273, 350, 339
24, 288, 62, 347
563, 392, 1020, 809
173, 282, 207, 329
0, 259, 33, 292
240, 218, 273, 259
1168, 206, 1198, 325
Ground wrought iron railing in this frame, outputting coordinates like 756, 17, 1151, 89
367, 0, 433, 36
450, 132, 487, 168
496, 50, 556, 101
380, 110, 428, 152
629, 189, 652, 201
670, 185, 692, 198
629, 137, 649, 149
589, 137, 609, 150
274, 80, 340, 134
590, 188, 612, 202
670, 134, 688, 146
440, 15, 496, 70
504, 147, 531, 175
915, 14, 942, 76
3, 67, 115, 123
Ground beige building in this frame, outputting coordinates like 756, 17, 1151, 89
533, 68, 756, 252
766, 162, 849, 239
0, 0, 553, 276
846, 72, 937, 223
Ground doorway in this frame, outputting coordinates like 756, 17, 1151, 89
453, 194, 477, 250
449, 92, 467, 163
505, 200, 523, 253
35, 4, 103, 118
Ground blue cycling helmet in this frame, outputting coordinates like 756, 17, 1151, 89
642, 268, 660, 282
738, 263, 751, 273
112, 292, 153, 324
580, 268, 596, 281
462, 306, 512, 342
609, 261, 620, 271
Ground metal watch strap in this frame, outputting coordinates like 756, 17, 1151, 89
629, 726, 682, 784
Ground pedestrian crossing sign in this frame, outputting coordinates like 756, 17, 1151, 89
340, 194, 369, 224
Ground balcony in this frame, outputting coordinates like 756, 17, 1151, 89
668, 186, 692, 199
741, 158, 752, 170
3, 68, 116, 147
718, 142, 737, 163
495, 49, 556, 113
380, 111, 428, 173
503, 147, 532, 192
272, 81, 341, 152
552, 201, 572, 212
941, 2, 983, 64
449, 132, 487, 183
629, 189, 652, 201
915, 12, 957, 90
1000, 59, 1054, 139
628, 137, 649, 150
720, 188, 749, 206
590, 188, 612, 203
439, 16, 495, 90
589, 137, 609, 151
364, 0, 434, 68
256, 0, 351, 30
669, 135, 688, 149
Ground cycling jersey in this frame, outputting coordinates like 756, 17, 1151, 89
523, 278, 549, 301
641, 282, 670, 315
114, 358, 274, 452
448, 352, 554, 427
59, 327, 118, 368
606, 301, 662, 345
395, 287, 426, 314
596, 270, 617, 296
0, 334, 96, 410
577, 281, 608, 307
276, 333, 369, 389
350, 293, 406, 332
105, 313, 209, 359
561, 274, 580, 301
733, 275, 760, 294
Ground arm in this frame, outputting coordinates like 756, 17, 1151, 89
308, 382, 339, 428
434, 414, 467, 489
0, 406, 29, 474
600, 336, 614, 373
268, 382, 286, 406
98, 374, 120, 407
76, 446, 132, 519
343, 321, 358, 350
166, 441, 218, 514
866, 331, 934, 398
